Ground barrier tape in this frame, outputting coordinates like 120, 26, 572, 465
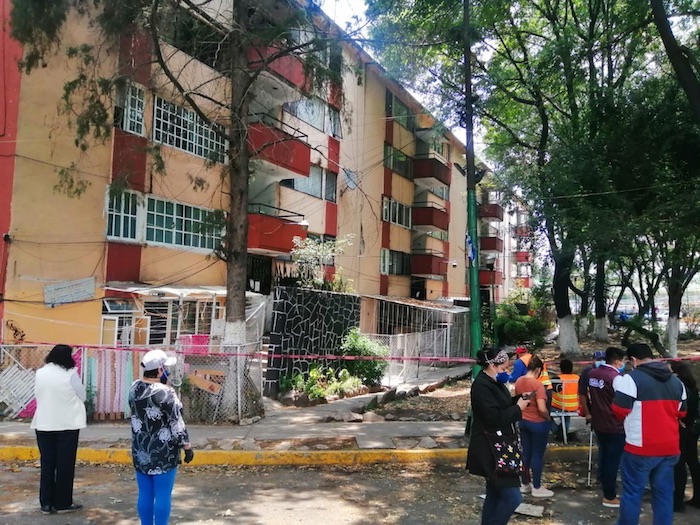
6, 342, 700, 366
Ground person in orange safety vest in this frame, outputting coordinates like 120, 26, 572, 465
551, 359, 580, 440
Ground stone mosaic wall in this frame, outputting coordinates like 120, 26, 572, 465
264, 286, 360, 397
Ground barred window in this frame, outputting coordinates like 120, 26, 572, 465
153, 97, 228, 163
146, 196, 221, 250
381, 196, 411, 229
123, 85, 145, 136
107, 190, 139, 240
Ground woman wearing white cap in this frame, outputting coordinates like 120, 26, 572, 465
129, 349, 194, 525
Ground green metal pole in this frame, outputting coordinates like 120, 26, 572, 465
464, 0, 482, 374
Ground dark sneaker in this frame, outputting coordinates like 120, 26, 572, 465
56, 504, 83, 514
40, 505, 54, 515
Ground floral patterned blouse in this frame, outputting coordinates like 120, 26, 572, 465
128, 381, 190, 475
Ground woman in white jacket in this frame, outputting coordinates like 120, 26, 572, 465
31, 344, 86, 515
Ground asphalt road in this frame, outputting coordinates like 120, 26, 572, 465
2, 460, 699, 525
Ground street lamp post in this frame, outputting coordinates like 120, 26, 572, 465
463, 0, 483, 369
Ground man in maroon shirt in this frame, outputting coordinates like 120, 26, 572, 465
587, 346, 626, 508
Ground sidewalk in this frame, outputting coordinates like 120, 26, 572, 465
0, 363, 589, 466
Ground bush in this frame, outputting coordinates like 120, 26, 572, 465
494, 304, 548, 346
279, 366, 364, 400
339, 328, 389, 386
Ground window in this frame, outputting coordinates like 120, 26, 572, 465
383, 144, 413, 180
146, 196, 222, 250
153, 97, 228, 163
105, 188, 223, 252
382, 197, 411, 229
281, 165, 337, 202
107, 190, 139, 240
380, 248, 411, 276
284, 97, 342, 138
429, 185, 450, 200
121, 85, 145, 136
426, 230, 449, 241
385, 91, 414, 131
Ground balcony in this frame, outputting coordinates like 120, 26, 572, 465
414, 153, 451, 190
479, 203, 504, 221
479, 268, 504, 286
412, 202, 449, 232
248, 114, 311, 179
247, 203, 308, 255
480, 236, 504, 252
515, 250, 531, 263
247, 46, 307, 91
514, 277, 532, 288
411, 249, 447, 278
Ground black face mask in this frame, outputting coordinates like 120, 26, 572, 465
160, 368, 169, 385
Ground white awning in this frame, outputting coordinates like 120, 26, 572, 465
104, 281, 264, 301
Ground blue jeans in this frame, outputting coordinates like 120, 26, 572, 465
136, 468, 178, 525
596, 431, 625, 500
617, 452, 679, 525
481, 482, 522, 525
519, 419, 550, 488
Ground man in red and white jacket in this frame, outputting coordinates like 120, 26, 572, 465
612, 343, 687, 525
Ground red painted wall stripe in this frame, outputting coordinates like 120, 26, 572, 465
0, 0, 24, 333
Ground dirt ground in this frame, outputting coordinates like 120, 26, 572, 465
372, 340, 700, 426
2, 460, 700, 525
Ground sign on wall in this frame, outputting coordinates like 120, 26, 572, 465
44, 277, 96, 307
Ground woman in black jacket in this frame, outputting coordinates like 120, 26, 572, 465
467, 347, 532, 525
670, 360, 700, 511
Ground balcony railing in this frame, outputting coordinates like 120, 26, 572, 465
514, 276, 532, 288
480, 236, 504, 252
413, 152, 451, 189
479, 203, 504, 221
248, 203, 307, 254
412, 202, 450, 232
411, 252, 447, 277
479, 268, 504, 286
247, 46, 307, 90
514, 250, 531, 263
248, 113, 311, 178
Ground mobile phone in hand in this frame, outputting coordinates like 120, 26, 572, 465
522, 391, 536, 400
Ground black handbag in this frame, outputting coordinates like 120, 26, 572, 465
483, 425, 523, 478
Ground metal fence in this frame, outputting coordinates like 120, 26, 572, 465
364, 328, 456, 387
0, 343, 264, 424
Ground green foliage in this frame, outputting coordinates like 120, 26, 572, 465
339, 328, 389, 387
279, 366, 363, 400
494, 303, 548, 347
291, 234, 355, 290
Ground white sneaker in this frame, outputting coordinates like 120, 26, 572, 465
520, 483, 532, 494
531, 486, 554, 498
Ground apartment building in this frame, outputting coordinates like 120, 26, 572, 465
0, 0, 473, 346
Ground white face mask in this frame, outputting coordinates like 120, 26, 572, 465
594, 360, 604, 367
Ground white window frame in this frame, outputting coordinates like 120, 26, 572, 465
381, 196, 412, 229
380, 248, 390, 275
153, 96, 228, 163
105, 189, 223, 253
123, 84, 145, 136
106, 190, 141, 241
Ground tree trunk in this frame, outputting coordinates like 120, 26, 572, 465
593, 255, 609, 342
553, 248, 580, 354
649, 0, 700, 123
666, 271, 683, 358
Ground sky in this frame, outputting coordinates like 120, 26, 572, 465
318, 0, 368, 30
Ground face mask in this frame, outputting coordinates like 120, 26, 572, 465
594, 360, 604, 368
160, 368, 169, 385
617, 366, 626, 374
496, 372, 509, 383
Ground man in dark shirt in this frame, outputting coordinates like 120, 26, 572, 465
587, 346, 626, 508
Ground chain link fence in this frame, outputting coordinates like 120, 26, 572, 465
363, 328, 452, 387
0, 342, 264, 424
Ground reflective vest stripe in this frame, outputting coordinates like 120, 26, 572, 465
552, 374, 579, 411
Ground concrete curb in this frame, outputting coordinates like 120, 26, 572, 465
0, 445, 589, 466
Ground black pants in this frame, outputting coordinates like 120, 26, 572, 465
35, 429, 80, 510
674, 427, 700, 505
